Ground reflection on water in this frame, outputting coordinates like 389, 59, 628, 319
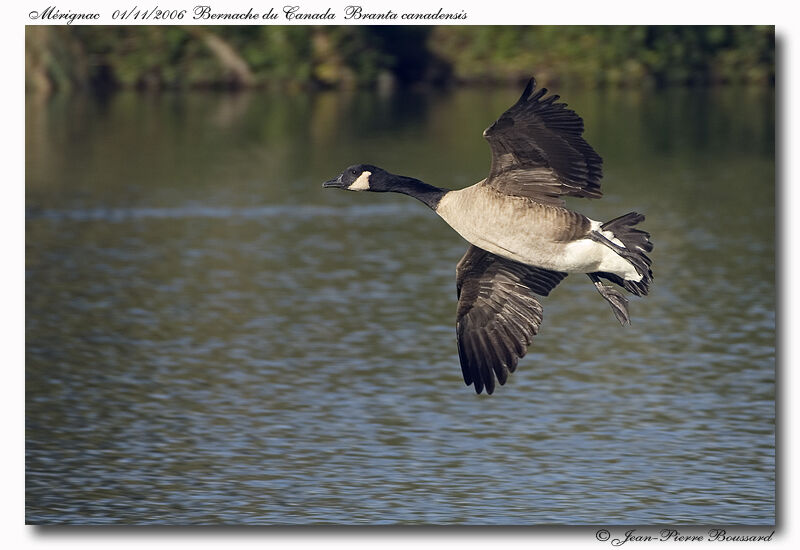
26, 85, 774, 524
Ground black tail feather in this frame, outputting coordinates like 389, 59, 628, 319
602, 212, 653, 254
600, 211, 653, 296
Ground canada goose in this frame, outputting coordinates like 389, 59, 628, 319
323, 77, 653, 395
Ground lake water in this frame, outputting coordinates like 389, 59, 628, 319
26, 85, 775, 524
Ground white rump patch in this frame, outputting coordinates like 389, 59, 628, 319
348, 171, 372, 191
590, 219, 624, 247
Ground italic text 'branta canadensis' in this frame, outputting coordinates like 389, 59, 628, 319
323, 77, 653, 395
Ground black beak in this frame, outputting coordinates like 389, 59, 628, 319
322, 174, 344, 189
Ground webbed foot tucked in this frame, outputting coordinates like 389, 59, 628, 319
588, 273, 630, 325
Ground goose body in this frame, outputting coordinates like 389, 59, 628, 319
435, 185, 641, 280
324, 77, 653, 395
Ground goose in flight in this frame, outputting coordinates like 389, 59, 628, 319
323, 77, 653, 394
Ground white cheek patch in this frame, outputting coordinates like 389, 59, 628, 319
348, 171, 372, 191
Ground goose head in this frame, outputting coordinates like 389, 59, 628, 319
323, 164, 390, 192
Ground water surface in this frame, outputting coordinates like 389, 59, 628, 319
26, 85, 775, 524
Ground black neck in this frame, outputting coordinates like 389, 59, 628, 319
388, 176, 448, 210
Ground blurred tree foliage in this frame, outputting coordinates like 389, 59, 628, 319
26, 25, 773, 94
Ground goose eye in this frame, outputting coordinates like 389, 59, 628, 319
350, 169, 358, 175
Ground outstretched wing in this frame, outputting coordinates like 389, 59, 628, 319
455, 245, 567, 394
482, 77, 603, 207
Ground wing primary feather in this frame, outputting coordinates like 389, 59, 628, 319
484, 330, 510, 385
529, 87, 547, 103
490, 327, 517, 374
473, 334, 495, 395
466, 337, 486, 394
476, 330, 504, 389
456, 330, 472, 386
541, 94, 560, 106
519, 77, 536, 102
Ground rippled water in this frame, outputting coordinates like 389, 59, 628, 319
26, 86, 774, 524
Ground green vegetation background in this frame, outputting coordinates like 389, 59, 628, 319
26, 26, 774, 93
